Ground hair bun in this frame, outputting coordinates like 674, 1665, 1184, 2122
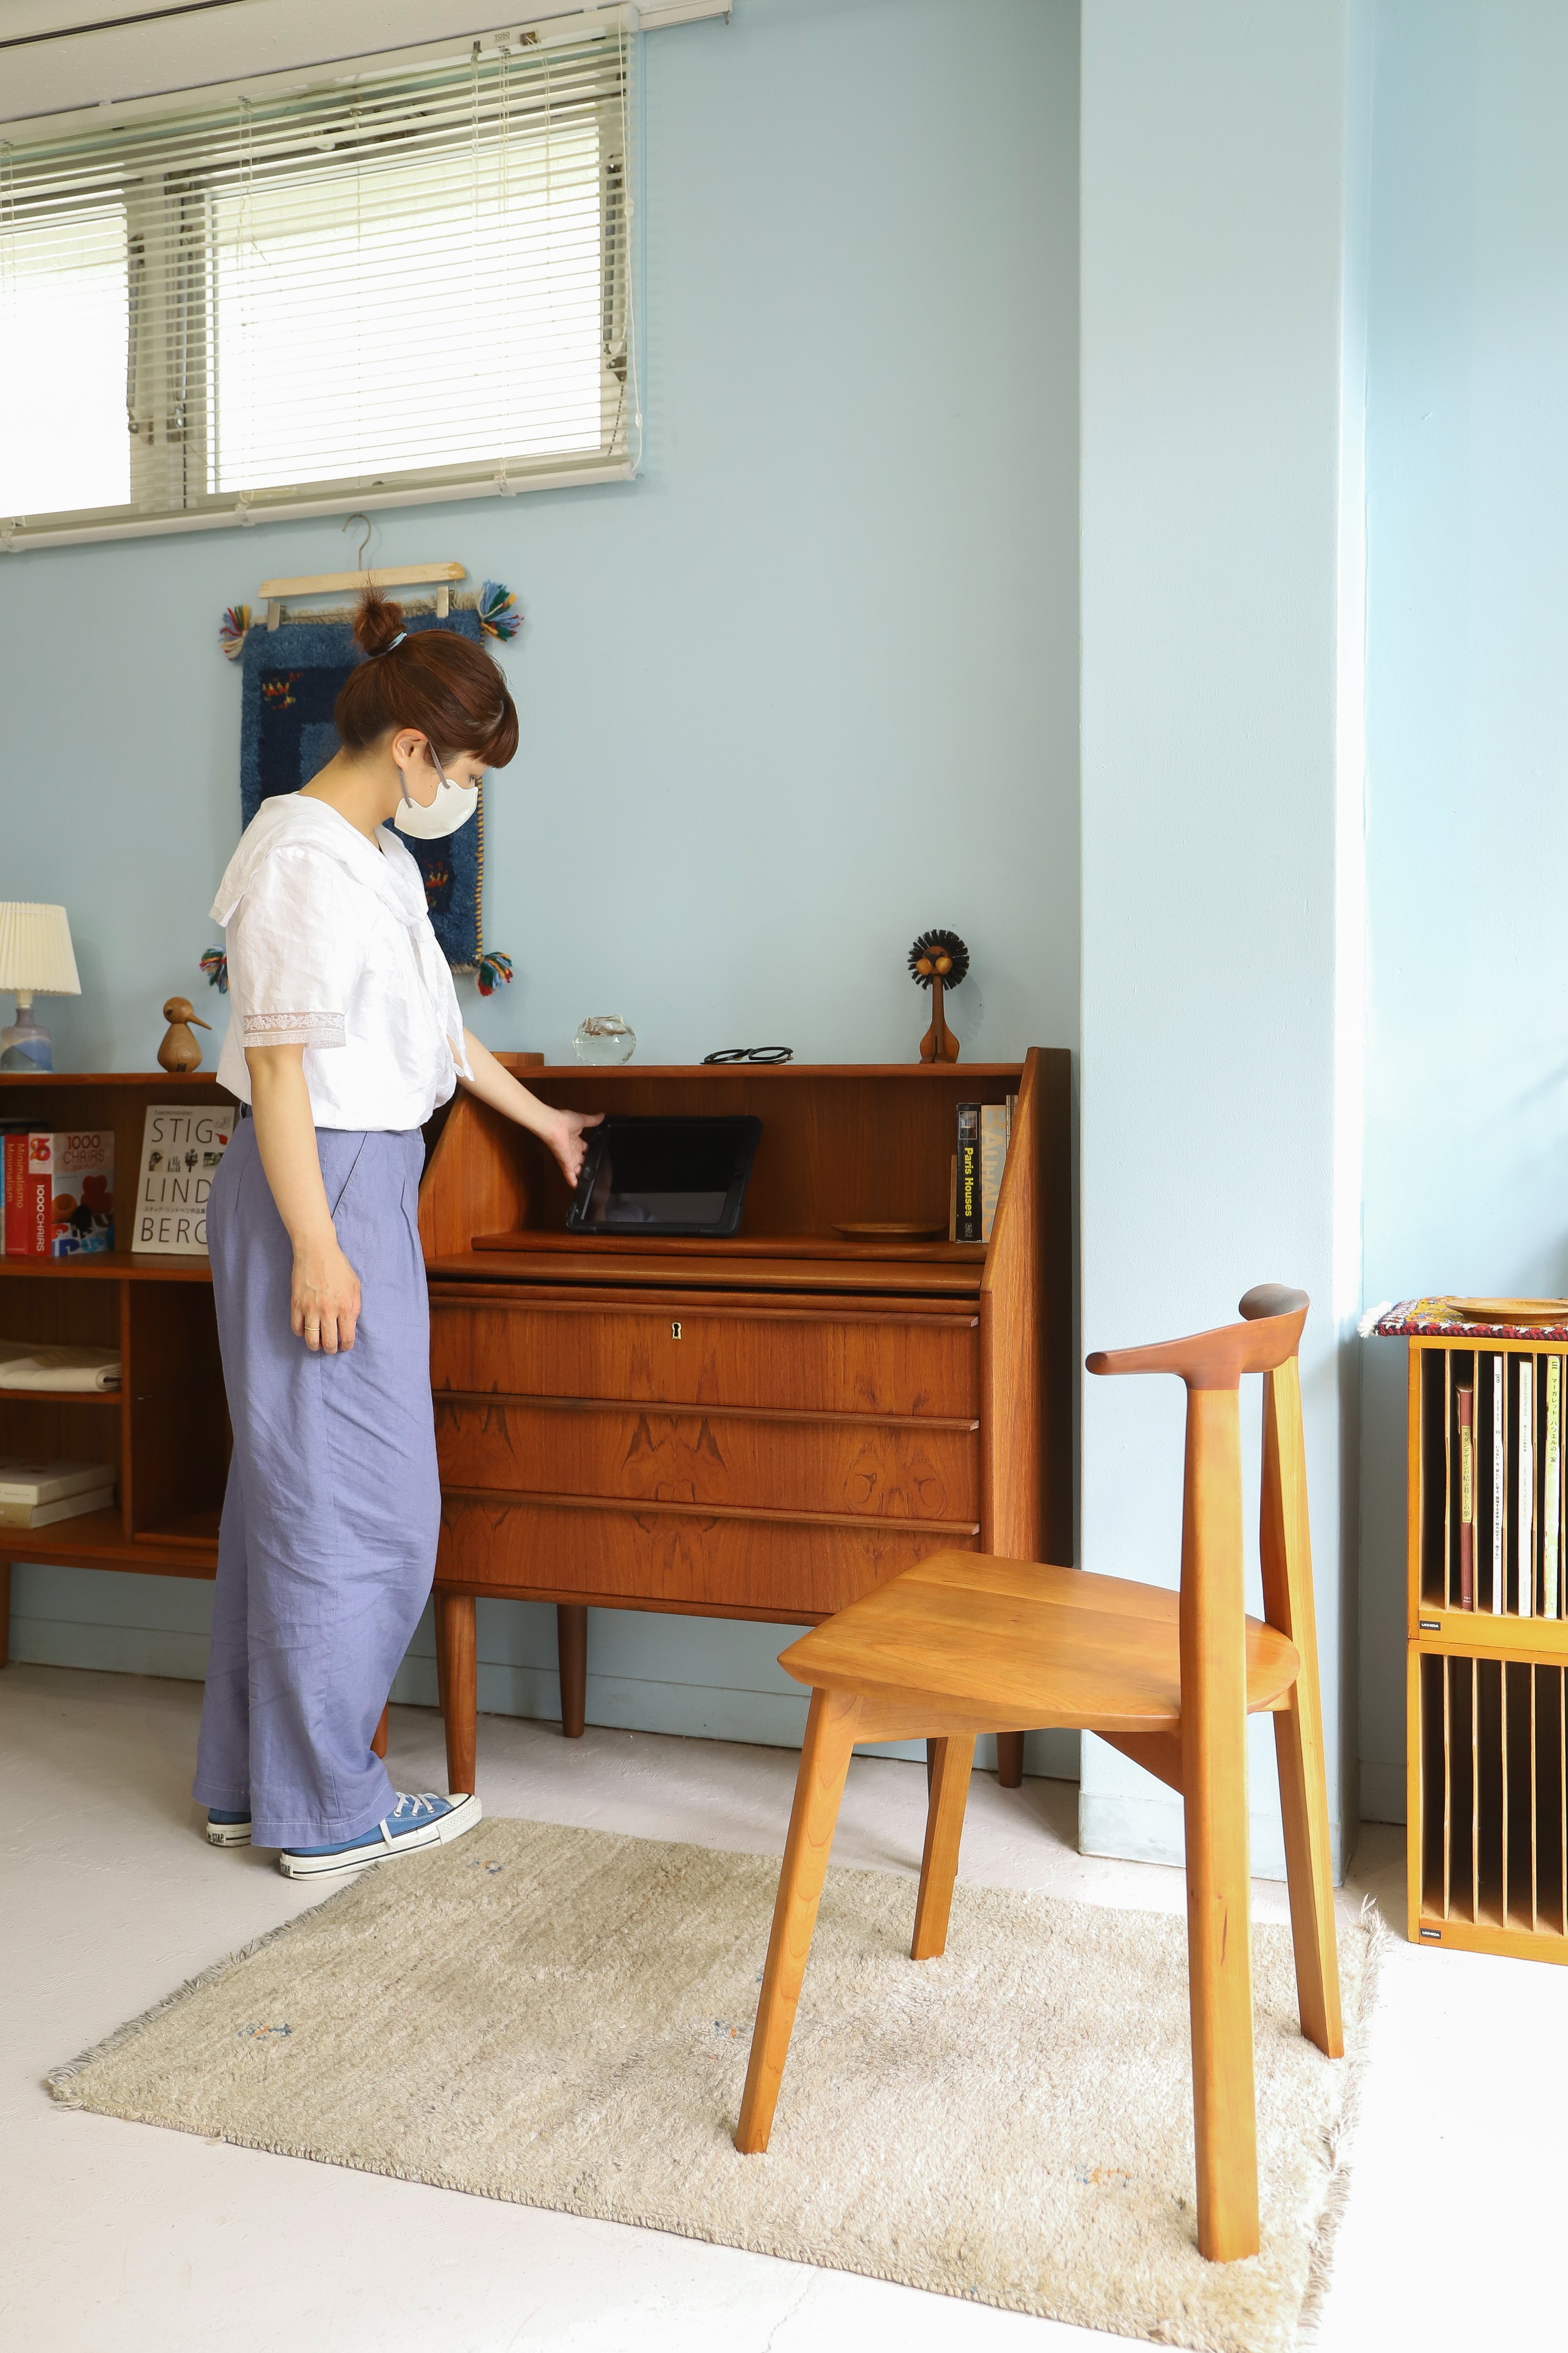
353, 586, 406, 656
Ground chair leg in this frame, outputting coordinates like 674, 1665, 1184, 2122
1259, 1354, 1343, 2058
1184, 1753, 1258, 2261
1181, 1387, 1259, 2263
735, 1687, 861, 2155
371, 1704, 389, 1759
1274, 1691, 1343, 2057
912, 1733, 975, 1959
434, 1591, 477, 1797
996, 1730, 1025, 1787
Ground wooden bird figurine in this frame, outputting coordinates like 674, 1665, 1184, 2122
907, 929, 969, 1063
158, 995, 211, 1073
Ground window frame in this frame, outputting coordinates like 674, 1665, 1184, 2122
0, 10, 641, 553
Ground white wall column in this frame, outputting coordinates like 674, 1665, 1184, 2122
1078, 0, 1368, 1877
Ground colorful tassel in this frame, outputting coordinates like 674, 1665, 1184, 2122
477, 581, 521, 640
200, 948, 229, 996
476, 950, 514, 998
219, 605, 251, 660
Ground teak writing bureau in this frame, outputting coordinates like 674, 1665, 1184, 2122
419, 1052, 1072, 1794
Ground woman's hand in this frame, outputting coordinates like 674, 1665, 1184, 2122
457, 1029, 604, 1183
291, 1232, 362, 1353
547, 1107, 604, 1189
247, 1043, 362, 1353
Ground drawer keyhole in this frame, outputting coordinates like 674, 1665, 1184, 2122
671, 1321, 683, 1340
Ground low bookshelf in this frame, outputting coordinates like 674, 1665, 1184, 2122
0, 1071, 234, 1666
1374, 1300, 1568, 1964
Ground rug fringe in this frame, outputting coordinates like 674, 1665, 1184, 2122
1294, 1894, 1391, 2345
45, 1880, 359, 2099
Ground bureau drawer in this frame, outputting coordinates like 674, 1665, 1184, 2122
434, 1398, 980, 1526
429, 1296, 979, 1419
435, 1492, 975, 1618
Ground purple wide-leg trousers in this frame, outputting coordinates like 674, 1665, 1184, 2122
191, 1118, 439, 1849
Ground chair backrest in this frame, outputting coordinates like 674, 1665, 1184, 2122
1085, 1284, 1307, 1391
1085, 1286, 1312, 1644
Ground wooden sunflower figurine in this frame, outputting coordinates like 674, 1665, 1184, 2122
907, 929, 969, 1063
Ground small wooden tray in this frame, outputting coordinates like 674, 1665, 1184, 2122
833, 1220, 948, 1241
1441, 1298, 1568, 1324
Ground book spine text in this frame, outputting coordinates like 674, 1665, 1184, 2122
1518, 1358, 1535, 1616
1457, 1384, 1474, 1610
955, 1103, 982, 1243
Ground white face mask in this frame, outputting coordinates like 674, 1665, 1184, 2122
393, 746, 480, 840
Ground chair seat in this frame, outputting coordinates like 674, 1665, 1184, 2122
778, 1551, 1300, 1733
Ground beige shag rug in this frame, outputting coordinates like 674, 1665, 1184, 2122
49, 1820, 1381, 2350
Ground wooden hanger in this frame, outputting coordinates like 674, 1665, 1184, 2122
256, 562, 466, 631
255, 516, 465, 628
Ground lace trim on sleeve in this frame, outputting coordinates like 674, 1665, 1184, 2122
241, 1010, 346, 1050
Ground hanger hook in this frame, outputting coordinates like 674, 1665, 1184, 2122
342, 511, 373, 573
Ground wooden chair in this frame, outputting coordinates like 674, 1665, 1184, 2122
733, 1284, 1342, 2264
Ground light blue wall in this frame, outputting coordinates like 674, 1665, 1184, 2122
1078, 0, 1368, 1879
0, 0, 1082, 1774
1359, 0, 1568, 1819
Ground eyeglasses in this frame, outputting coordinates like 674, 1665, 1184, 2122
701, 1047, 794, 1065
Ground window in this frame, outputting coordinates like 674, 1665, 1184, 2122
0, 12, 636, 547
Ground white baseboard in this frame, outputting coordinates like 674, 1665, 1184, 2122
1078, 1789, 1350, 1886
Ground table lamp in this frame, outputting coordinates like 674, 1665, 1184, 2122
0, 903, 81, 1071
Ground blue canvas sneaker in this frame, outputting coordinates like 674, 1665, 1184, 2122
277, 1791, 482, 1880
206, 1808, 252, 1848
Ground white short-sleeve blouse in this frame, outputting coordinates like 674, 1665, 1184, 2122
211, 793, 473, 1131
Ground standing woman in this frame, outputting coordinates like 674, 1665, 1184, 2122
194, 589, 598, 1879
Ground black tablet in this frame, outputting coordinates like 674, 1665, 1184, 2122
566, 1114, 762, 1238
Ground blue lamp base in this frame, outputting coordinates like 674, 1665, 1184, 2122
1, 1003, 53, 1071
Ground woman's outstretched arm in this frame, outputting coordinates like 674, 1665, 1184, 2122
459, 1030, 602, 1188
246, 1043, 362, 1354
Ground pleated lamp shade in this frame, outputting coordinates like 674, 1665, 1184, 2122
0, 903, 81, 998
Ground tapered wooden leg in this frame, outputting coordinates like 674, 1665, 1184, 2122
1259, 1356, 1343, 2057
912, 1733, 975, 1959
1180, 1388, 1259, 2263
434, 1591, 477, 1796
557, 1603, 587, 1739
996, 1730, 1025, 1787
371, 1704, 389, 1759
1273, 1694, 1342, 2056
735, 1687, 861, 2155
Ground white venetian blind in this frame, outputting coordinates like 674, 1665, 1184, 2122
0, 12, 636, 547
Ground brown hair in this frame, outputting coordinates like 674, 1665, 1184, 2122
333, 587, 518, 767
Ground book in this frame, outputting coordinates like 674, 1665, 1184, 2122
0, 1455, 116, 1505
132, 1103, 234, 1256
955, 1103, 981, 1242
0, 1120, 34, 1256
1546, 1357, 1562, 1620
979, 1103, 1009, 1243
1491, 1355, 1504, 1612
2, 1129, 114, 1258
0, 1486, 116, 1529
1518, 1358, 1534, 1616
947, 1154, 957, 1243
1456, 1384, 1474, 1608
0, 1342, 122, 1392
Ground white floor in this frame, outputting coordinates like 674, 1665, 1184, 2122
3, 1667, 1565, 2352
